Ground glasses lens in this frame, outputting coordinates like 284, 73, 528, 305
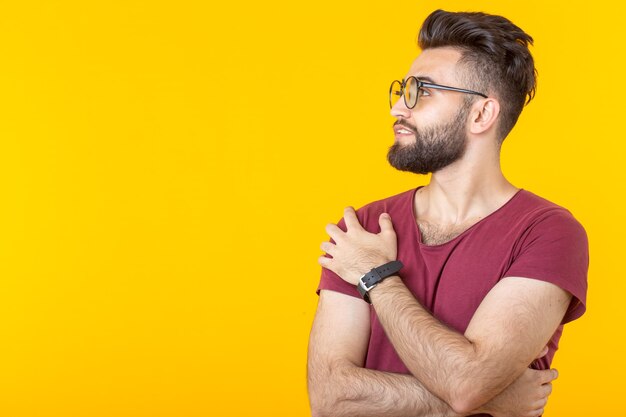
389, 80, 403, 108
405, 77, 419, 108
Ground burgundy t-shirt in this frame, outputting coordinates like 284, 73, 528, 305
318, 188, 589, 375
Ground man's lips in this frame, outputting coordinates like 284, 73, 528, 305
393, 124, 416, 136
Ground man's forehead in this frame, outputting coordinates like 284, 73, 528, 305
404, 47, 463, 84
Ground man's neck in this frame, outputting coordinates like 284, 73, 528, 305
415, 157, 518, 226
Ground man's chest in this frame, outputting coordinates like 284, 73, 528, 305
395, 231, 517, 332
417, 219, 480, 246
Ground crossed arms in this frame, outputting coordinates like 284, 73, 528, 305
308, 208, 570, 417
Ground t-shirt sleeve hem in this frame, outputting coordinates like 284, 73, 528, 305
316, 273, 361, 299
501, 272, 586, 324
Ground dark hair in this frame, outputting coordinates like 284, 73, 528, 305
418, 9, 537, 141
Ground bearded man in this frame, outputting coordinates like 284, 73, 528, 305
308, 9, 588, 417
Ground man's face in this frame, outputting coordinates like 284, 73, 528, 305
387, 47, 472, 175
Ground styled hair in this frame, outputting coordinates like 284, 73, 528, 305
418, 10, 537, 141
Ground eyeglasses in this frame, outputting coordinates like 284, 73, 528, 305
389, 76, 488, 109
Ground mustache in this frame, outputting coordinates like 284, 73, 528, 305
393, 120, 418, 134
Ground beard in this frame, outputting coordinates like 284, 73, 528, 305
387, 104, 470, 175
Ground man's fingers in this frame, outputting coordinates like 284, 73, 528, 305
343, 206, 362, 230
536, 346, 549, 359
318, 255, 332, 269
541, 382, 553, 396
320, 241, 335, 256
538, 368, 558, 384
325, 223, 344, 242
534, 396, 548, 409
378, 212, 395, 234
551, 368, 558, 381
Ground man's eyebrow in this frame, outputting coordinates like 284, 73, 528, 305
403, 75, 438, 85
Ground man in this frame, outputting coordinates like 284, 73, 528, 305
308, 9, 588, 417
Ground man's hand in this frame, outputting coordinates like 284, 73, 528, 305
480, 347, 557, 417
318, 207, 398, 285
484, 367, 556, 417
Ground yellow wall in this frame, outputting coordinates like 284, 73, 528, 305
0, 1, 622, 415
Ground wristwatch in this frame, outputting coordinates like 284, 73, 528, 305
357, 260, 404, 304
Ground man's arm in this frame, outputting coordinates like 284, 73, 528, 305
308, 289, 556, 417
319, 207, 570, 414
369, 276, 569, 414
308, 289, 457, 417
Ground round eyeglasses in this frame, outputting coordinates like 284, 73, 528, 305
389, 76, 488, 109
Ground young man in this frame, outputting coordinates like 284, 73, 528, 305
308, 10, 588, 417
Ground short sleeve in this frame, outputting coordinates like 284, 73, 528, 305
503, 209, 589, 323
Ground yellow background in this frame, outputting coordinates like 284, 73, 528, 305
0, 0, 623, 415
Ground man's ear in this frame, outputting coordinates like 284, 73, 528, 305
469, 98, 500, 135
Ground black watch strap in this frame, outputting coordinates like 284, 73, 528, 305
357, 260, 403, 304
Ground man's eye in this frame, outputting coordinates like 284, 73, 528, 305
419, 88, 430, 97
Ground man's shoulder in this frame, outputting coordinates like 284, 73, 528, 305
355, 188, 416, 215
359, 187, 416, 210
512, 189, 586, 235
349, 188, 418, 231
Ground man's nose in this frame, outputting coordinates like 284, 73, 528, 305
390, 97, 412, 119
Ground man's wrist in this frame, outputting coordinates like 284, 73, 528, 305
369, 275, 402, 301
357, 261, 403, 303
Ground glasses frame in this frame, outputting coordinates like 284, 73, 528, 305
389, 76, 488, 109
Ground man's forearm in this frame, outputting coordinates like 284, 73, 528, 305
308, 359, 460, 417
369, 277, 502, 413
